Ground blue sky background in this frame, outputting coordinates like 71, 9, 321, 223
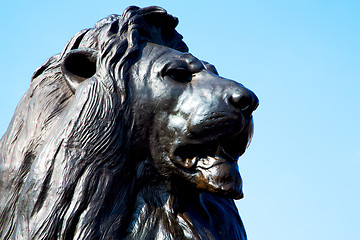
1, 1, 359, 239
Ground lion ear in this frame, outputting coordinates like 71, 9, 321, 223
61, 48, 98, 92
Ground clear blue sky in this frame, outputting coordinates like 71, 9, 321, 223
1, 1, 359, 239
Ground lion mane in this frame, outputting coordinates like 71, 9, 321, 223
0, 6, 251, 240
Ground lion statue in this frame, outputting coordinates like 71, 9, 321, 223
0, 6, 258, 240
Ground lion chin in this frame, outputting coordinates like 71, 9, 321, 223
0, 6, 258, 240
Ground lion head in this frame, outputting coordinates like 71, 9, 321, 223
0, 6, 258, 239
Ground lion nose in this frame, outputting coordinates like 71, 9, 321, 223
229, 88, 259, 117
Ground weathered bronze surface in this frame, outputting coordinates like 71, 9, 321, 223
0, 6, 258, 239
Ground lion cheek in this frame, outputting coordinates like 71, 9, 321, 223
194, 162, 243, 199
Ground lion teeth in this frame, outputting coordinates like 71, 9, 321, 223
184, 157, 198, 168
215, 144, 221, 156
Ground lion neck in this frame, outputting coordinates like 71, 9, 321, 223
126, 176, 247, 240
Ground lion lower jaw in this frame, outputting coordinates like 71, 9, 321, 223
195, 156, 243, 199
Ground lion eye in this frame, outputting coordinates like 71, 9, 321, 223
166, 68, 192, 83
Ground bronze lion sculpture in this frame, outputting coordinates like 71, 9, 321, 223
0, 6, 258, 240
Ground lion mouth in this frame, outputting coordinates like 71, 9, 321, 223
171, 139, 244, 169
170, 138, 244, 199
